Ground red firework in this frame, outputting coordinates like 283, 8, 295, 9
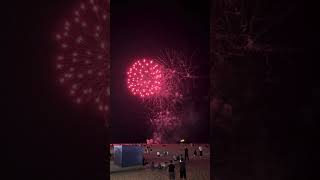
127, 59, 163, 98
149, 109, 183, 143
142, 50, 196, 143
54, 0, 109, 113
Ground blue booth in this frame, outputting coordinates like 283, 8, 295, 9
113, 145, 143, 167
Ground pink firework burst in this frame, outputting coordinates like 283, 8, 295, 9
127, 59, 163, 98
149, 109, 183, 143
127, 50, 197, 143
54, 0, 110, 114
146, 50, 195, 112
152, 50, 197, 143
150, 110, 181, 132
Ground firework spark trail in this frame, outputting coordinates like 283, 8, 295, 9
54, 0, 110, 116
150, 51, 196, 143
150, 50, 195, 112
127, 50, 196, 143
149, 109, 183, 143
126, 52, 195, 110
211, 0, 298, 61
157, 49, 196, 80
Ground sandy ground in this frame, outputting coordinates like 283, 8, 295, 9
110, 144, 210, 180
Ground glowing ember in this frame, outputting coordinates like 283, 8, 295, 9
54, 0, 110, 114
126, 51, 196, 143
127, 59, 163, 98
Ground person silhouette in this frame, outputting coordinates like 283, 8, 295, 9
193, 149, 197, 157
168, 160, 175, 180
199, 146, 203, 156
184, 146, 189, 160
179, 158, 187, 179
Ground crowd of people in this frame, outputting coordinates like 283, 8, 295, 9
144, 144, 205, 180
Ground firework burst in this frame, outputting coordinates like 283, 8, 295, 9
127, 50, 196, 143
149, 109, 183, 143
127, 59, 163, 98
54, 0, 110, 115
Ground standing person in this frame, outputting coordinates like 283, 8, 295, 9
199, 145, 203, 156
179, 158, 187, 179
168, 160, 175, 180
193, 149, 197, 157
184, 146, 189, 160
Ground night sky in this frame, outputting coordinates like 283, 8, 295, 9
110, 0, 209, 143
4, 0, 209, 179
5, 0, 107, 179
3, 0, 315, 180
210, 0, 315, 179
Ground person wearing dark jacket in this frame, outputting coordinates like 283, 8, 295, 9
168, 160, 175, 180
184, 147, 189, 160
179, 158, 187, 179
